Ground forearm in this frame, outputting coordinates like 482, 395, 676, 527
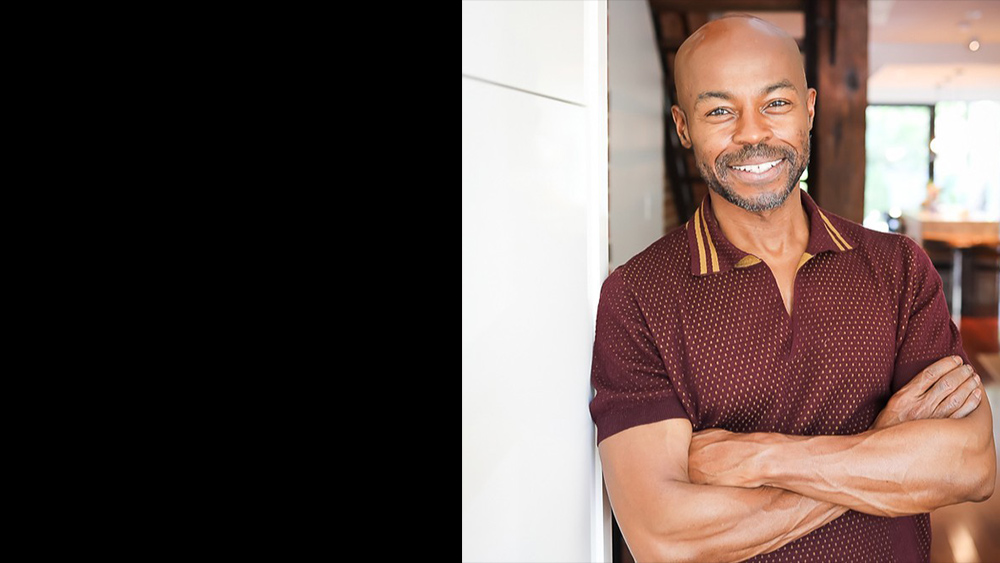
758, 415, 995, 516
622, 482, 846, 562
690, 381, 995, 518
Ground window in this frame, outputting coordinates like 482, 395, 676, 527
863, 101, 1000, 231
863, 105, 931, 231
932, 101, 1000, 216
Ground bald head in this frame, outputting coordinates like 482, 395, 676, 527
674, 15, 807, 114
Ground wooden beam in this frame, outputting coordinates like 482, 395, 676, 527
659, 38, 685, 51
809, 0, 867, 223
685, 11, 710, 36
648, 0, 804, 13
657, 11, 686, 43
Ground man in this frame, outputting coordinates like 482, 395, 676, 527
589, 15, 995, 563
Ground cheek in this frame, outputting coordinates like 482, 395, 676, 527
792, 128, 811, 155
780, 117, 811, 144
695, 146, 722, 172
690, 130, 728, 165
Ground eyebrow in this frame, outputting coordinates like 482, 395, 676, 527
695, 79, 796, 105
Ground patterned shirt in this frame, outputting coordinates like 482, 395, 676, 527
589, 189, 967, 562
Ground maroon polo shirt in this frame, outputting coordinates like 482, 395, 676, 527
590, 189, 968, 562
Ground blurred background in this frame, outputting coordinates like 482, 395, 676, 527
463, 1, 999, 561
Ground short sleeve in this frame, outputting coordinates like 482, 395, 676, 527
589, 270, 689, 444
891, 236, 969, 392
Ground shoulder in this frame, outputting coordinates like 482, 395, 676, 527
821, 207, 924, 266
859, 226, 929, 273
607, 224, 690, 299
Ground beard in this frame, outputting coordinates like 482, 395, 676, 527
697, 137, 810, 213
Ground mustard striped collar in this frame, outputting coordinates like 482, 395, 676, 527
686, 189, 855, 276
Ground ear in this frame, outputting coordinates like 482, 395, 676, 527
805, 88, 817, 131
670, 105, 692, 149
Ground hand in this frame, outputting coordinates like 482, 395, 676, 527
688, 428, 767, 488
872, 356, 983, 430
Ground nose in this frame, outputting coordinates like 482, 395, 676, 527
732, 110, 772, 147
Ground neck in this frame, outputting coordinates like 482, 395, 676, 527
708, 188, 809, 262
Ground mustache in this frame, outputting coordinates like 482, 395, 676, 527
717, 143, 797, 172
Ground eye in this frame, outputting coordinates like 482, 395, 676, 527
707, 107, 730, 117
766, 100, 791, 110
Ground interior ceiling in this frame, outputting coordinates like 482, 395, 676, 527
870, 0, 1000, 43
869, 0, 1000, 103
715, 1, 1000, 103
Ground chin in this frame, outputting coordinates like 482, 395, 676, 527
714, 179, 797, 212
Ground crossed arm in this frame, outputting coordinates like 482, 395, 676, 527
599, 356, 996, 563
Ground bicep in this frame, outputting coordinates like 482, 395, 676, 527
599, 418, 693, 545
892, 237, 967, 391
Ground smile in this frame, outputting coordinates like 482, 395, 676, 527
730, 159, 784, 174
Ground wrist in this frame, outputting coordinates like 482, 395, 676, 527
752, 432, 791, 487
731, 432, 780, 488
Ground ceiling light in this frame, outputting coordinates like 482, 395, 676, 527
969, 39, 981, 52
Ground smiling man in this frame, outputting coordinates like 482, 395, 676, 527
589, 15, 995, 563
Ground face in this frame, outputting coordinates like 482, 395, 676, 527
671, 21, 816, 212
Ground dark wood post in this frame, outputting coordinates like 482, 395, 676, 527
809, 0, 868, 223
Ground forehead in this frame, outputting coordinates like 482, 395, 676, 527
677, 21, 806, 103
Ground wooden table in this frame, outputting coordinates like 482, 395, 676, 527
903, 210, 1000, 329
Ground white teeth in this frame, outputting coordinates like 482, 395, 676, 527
732, 159, 782, 173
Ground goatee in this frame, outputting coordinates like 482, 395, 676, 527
698, 138, 810, 213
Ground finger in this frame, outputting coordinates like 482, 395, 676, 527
902, 355, 964, 396
949, 385, 984, 419
932, 372, 981, 418
923, 364, 977, 412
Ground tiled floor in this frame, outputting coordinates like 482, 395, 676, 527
929, 316, 1000, 563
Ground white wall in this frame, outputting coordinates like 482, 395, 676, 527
608, 0, 665, 271
462, 1, 609, 561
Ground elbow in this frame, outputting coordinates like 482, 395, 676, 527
957, 443, 996, 504
626, 532, 708, 563
970, 455, 996, 503
948, 422, 997, 504
632, 538, 737, 563
973, 480, 994, 503
627, 537, 691, 563
633, 547, 700, 563
913, 446, 995, 512
917, 458, 995, 511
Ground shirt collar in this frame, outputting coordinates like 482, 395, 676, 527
686, 189, 855, 276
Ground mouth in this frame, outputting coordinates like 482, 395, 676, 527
724, 157, 787, 185
729, 158, 785, 174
